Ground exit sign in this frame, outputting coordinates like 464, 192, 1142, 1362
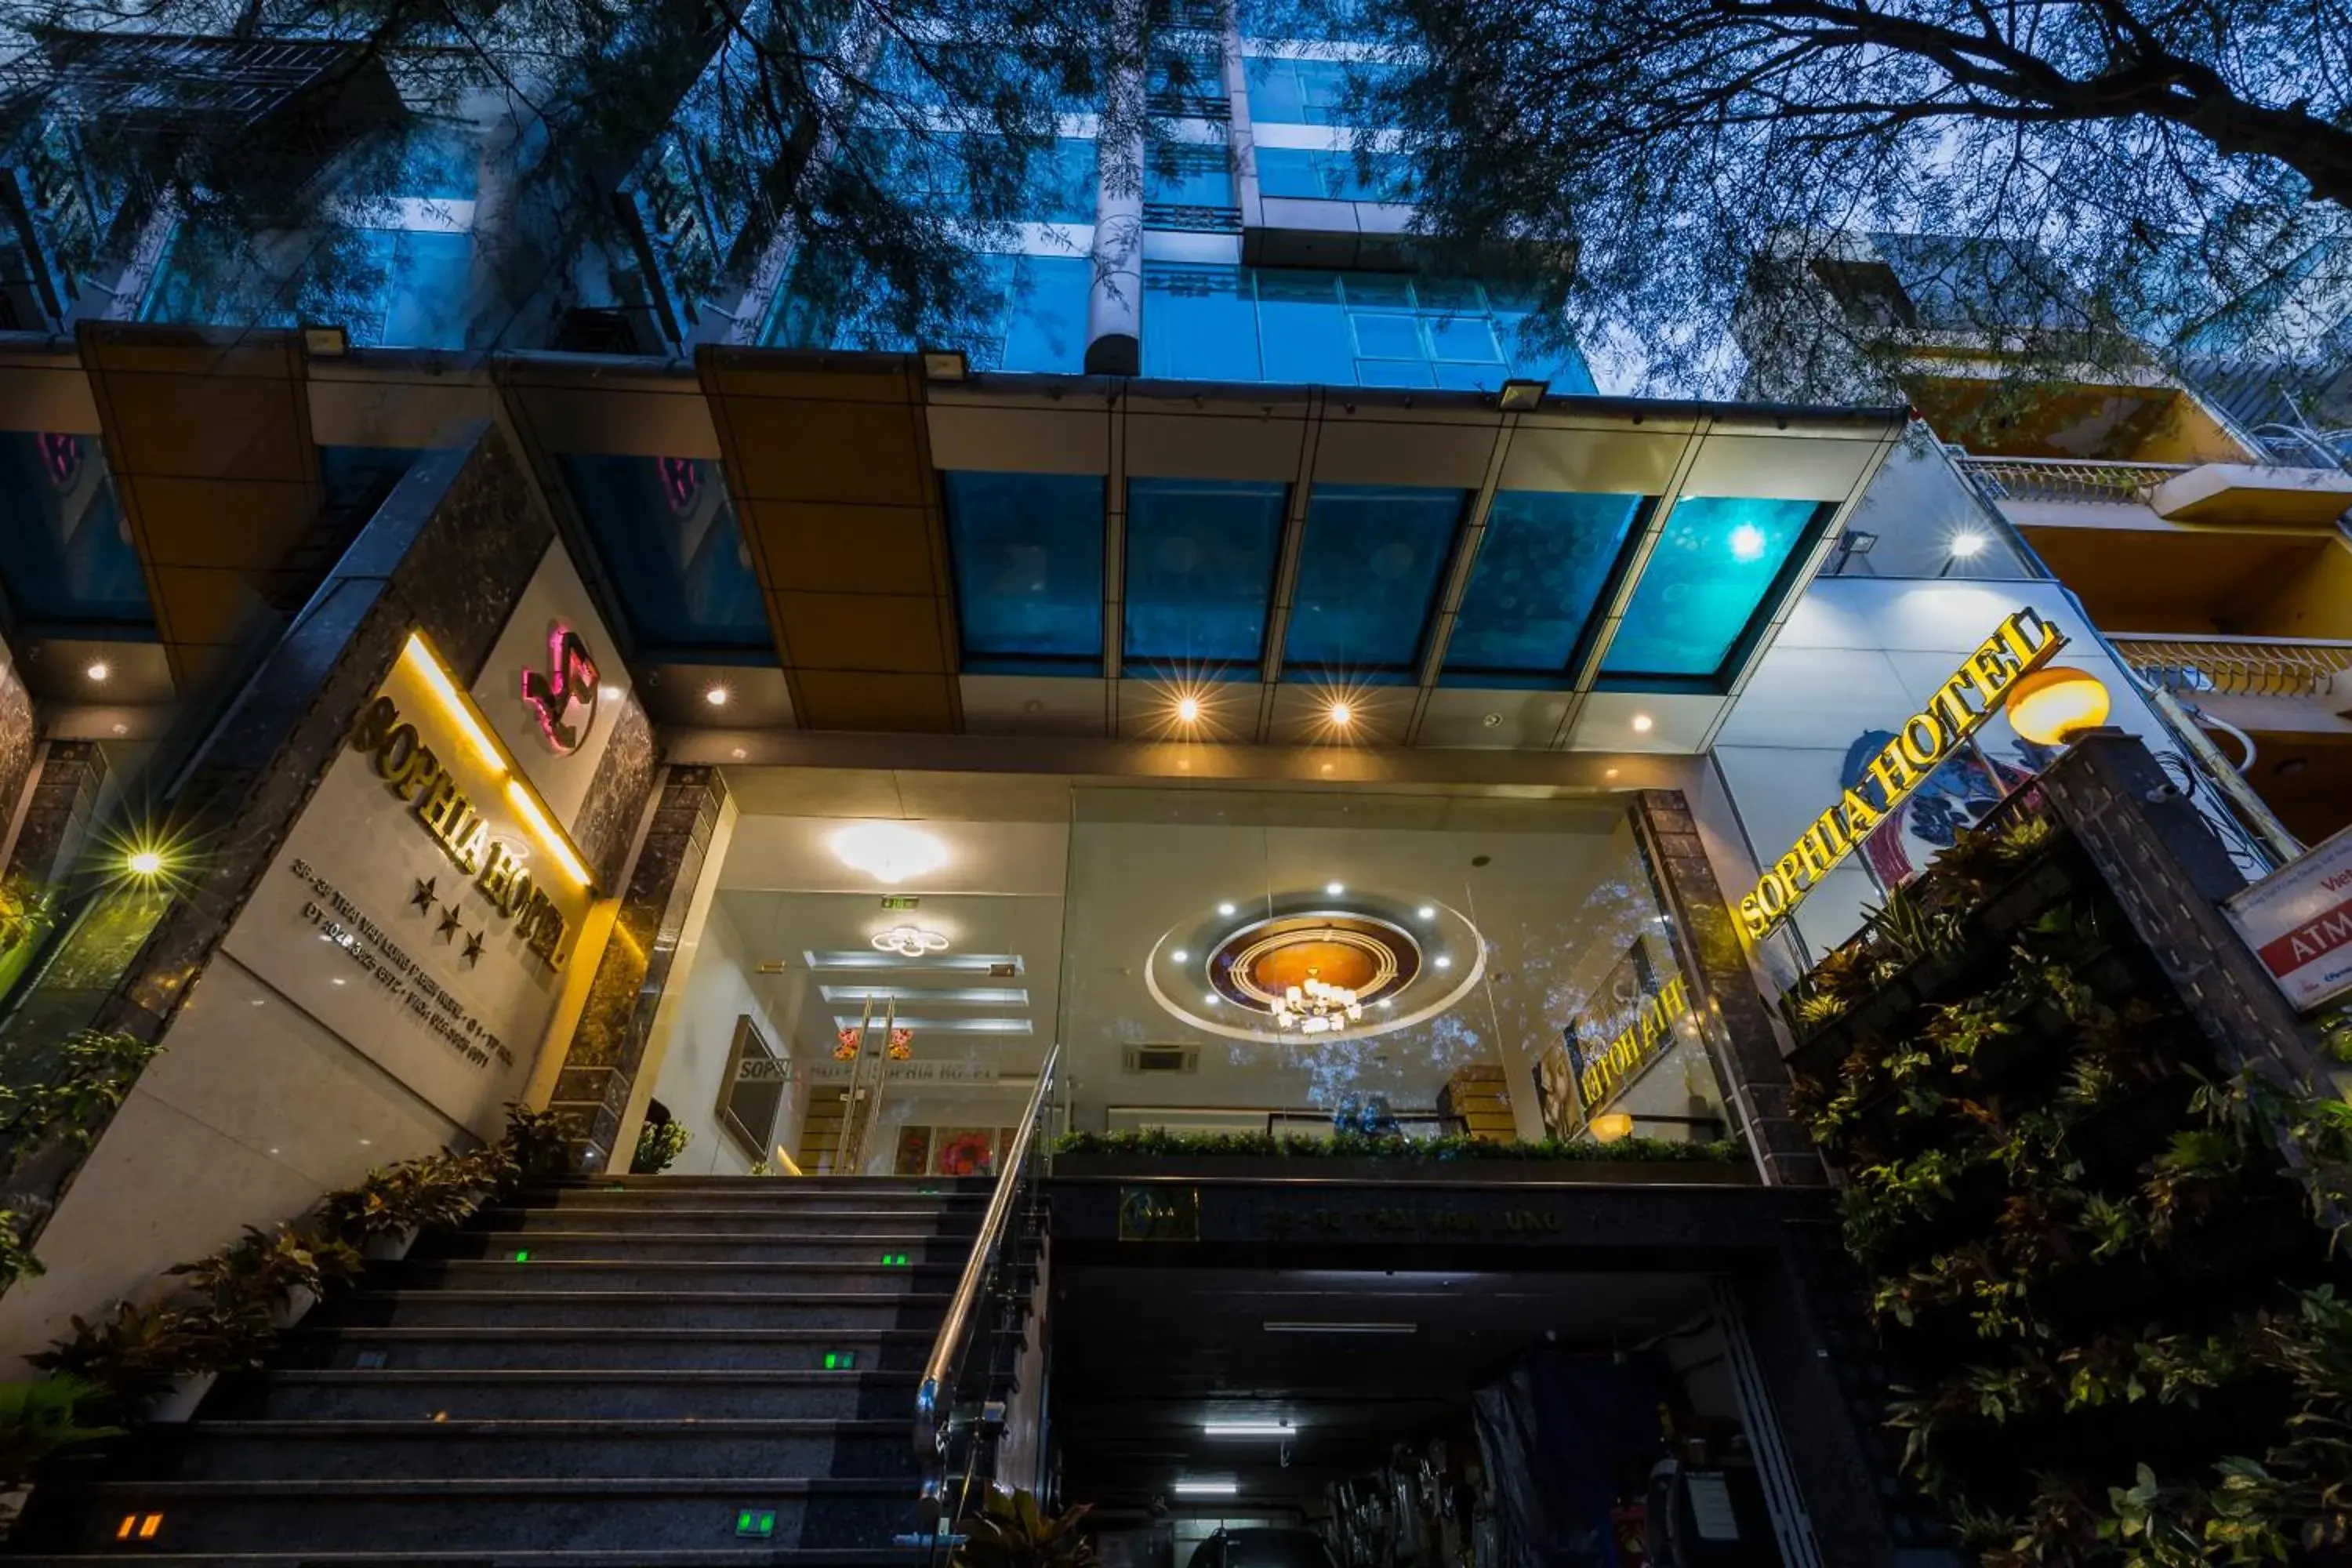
880, 895, 920, 910
736, 1508, 778, 1538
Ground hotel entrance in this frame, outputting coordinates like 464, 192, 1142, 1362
629, 771, 1744, 1181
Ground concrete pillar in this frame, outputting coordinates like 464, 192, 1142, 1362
1630, 789, 1825, 1187
548, 766, 731, 1168
1084, 0, 1147, 376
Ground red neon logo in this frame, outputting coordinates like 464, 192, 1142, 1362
521, 625, 601, 756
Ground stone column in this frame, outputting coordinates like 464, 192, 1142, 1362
0, 644, 34, 867
1630, 789, 1824, 1188
549, 766, 731, 1168
2037, 730, 2332, 1087
2, 742, 107, 894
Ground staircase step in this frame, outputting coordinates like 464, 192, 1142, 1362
332, 1289, 950, 1332
140, 1417, 918, 1482
245, 1367, 922, 1421
284, 1326, 936, 1373
476, 1207, 985, 1236
543, 1176, 989, 1192
36, 1476, 915, 1554
425, 1232, 973, 1265
392, 1259, 966, 1294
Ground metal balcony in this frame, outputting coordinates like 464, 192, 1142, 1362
2107, 634, 2352, 702
1954, 455, 2191, 506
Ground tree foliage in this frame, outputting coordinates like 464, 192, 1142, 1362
1340, 0, 2352, 402
0, 0, 1137, 350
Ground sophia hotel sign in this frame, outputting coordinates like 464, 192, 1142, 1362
1740, 608, 2067, 938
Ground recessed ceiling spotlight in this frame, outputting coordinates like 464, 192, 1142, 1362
1325, 881, 1345, 895
85, 660, 110, 682
1377, 997, 1394, 1009
1630, 713, 1654, 733
1949, 530, 1989, 559
704, 685, 729, 706
1171, 949, 1189, 963
1217, 902, 1236, 916
1205, 993, 1221, 1006
1327, 701, 1353, 726
599, 684, 622, 701
1175, 695, 1202, 724
1434, 955, 1453, 969
1416, 905, 1435, 920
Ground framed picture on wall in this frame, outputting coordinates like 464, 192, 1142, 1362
716, 1015, 788, 1163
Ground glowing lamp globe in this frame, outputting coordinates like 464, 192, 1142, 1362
2004, 666, 2111, 746
1588, 1112, 1635, 1143
127, 850, 165, 878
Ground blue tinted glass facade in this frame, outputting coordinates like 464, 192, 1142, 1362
0, 431, 148, 626
1284, 484, 1464, 677
1600, 496, 1831, 682
1241, 56, 1400, 124
944, 471, 1105, 670
1142, 264, 1595, 393
851, 132, 1097, 225
1443, 492, 1647, 684
1146, 143, 1236, 209
1123, 478, 1287, 673
766, 251, 1089, 375
1256, 147, 1408, 202
559, 453, 768, 650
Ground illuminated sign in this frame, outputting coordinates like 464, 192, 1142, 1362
520, 625, 600, 756
346, 635, 597, 966
1739, 609, 2066, 938
1573, 973, 1691, 1118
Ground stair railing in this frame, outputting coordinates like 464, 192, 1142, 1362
912, 1042, 1059, 1560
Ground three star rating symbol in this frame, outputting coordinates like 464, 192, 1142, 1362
422, 891, 486, 966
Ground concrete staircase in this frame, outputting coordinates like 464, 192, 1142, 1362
8, 1174, 997, 1565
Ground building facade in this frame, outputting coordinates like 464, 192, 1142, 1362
0, 9, 2343, 1565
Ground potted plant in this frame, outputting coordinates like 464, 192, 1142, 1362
170, 1224, 362, 1330
954, 1489, 1099, 1568
0, 1376, 120, 1537
30, 1298, 267, 1424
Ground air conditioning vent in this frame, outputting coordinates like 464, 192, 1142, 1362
1125, 1045, 1199, 1075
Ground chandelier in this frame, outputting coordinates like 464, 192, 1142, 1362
1270, 975, 1363, 1034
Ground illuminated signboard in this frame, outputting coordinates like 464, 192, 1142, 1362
520, 624, 601, 757
1739, 609, 2066, 938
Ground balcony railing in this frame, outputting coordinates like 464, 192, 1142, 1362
1955, 455, 2193, 506
2107, 633, 2352, 700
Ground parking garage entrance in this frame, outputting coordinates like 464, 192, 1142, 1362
1041, 1174, 1877, 1568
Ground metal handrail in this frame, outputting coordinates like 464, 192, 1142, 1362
912, 1040, 1059, 1472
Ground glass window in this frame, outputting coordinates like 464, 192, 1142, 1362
1145, 143, 1235, 209
1241, 56, 1399, 125
1142, 265, 1261, 380
1140, 266, 1595, 394
1443, 492, 1647, 684
1255, 268, 1354, 383
1123, 477, 1287, 673
850, 132, 1097, 225
1600, 495, 1831, 682
559, 453, 768, 650
1255, 147, 1403, 201
0, 431, 148, 626
987, 254, 1091, 375
401, 125, 480, 201
766, 247, 1087, 372
1057, 787, 1737, 1157
365, 229, 472, 349
944, 471, 1106, 670
1283, 483, 1462, 677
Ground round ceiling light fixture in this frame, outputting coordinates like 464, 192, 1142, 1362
1205, 912, 1421, 1035
870, 924, 950, 958
833, 822, 949, 884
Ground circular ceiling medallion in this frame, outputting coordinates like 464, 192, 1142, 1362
1209, 912, 1421, 1015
